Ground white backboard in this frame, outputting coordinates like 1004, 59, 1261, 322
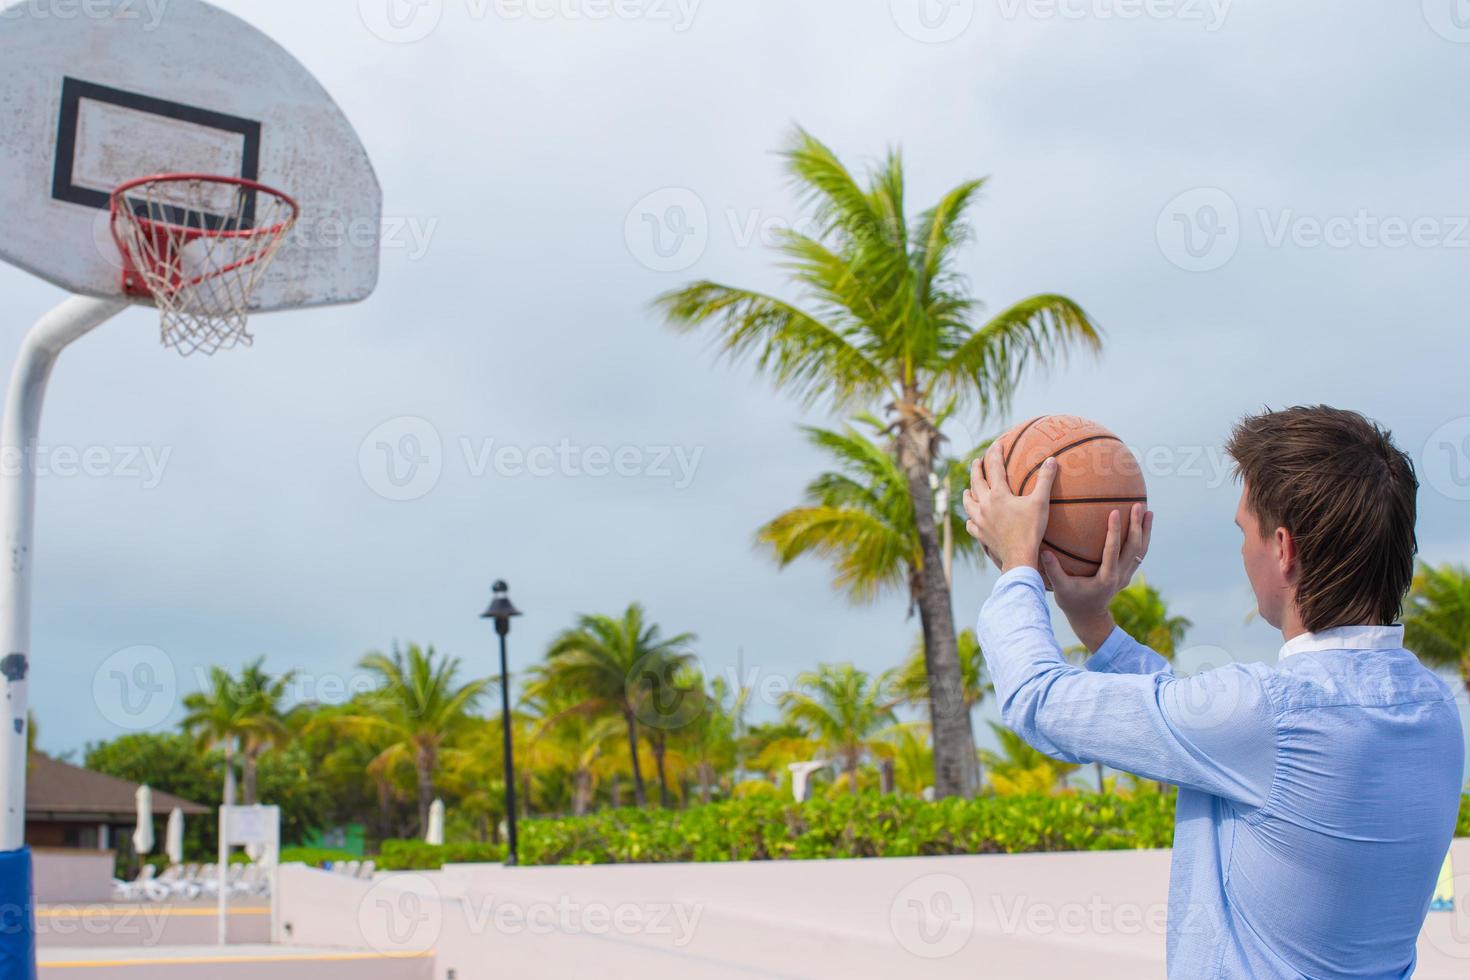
0, 0, 381, 312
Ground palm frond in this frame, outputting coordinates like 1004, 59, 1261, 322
654, 281, 887, 409
934, 294, 1101, 418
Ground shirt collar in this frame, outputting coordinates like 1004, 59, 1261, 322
1278, 624, 1404, 660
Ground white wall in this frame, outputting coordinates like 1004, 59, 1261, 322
278, 840, 1470, 979
32, 848, 113, 904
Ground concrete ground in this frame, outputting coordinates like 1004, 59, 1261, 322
276, 836, 1470, 979
36, 945, 432, 979
37, 899, 271, 947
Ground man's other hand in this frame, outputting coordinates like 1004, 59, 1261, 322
1043, 503, 1154, 653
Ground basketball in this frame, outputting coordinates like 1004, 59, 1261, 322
983, 415, 1148, 577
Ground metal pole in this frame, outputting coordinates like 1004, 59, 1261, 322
497, 628, 518, 866
0, 296, 125, 850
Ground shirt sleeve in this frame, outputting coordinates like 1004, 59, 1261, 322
977, 568, 1277, 808
1086, 626, 1173, 676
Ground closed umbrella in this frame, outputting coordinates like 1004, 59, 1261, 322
425, 798, 445, 846
165, 807, 185, 866
132, 785, 155, 856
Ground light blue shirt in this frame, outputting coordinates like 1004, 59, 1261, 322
978, 567, 1464, 978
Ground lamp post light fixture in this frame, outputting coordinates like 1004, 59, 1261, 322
480, 579, 522, 866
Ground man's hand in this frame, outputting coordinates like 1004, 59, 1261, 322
1042, 503, 1154, 653
962, 442, 1057, 575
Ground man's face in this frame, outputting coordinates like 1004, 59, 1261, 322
1236, 484, 1293, 629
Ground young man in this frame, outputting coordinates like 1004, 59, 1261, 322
965, 406, 1464, 978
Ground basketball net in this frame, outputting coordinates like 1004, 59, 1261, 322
110, 175, 300, 356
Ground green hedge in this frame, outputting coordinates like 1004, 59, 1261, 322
280, 847, 362, 868
375, 792, 1470, 871
377, 792, 1180, 870
378, 839, 507, 870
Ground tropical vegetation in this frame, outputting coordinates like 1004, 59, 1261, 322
657, 128, 1101, 796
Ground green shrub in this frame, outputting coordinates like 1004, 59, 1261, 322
280, 847, 361, 868
370, 792, 1469, 869
377, 839, 506, 871
525, 792, 1180, 865
375, 792, 1178, 868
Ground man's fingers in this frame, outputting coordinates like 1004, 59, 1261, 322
1141, 510, 1154, 556
962, 490, 984, 526
1096, 509, 1123, 580
983, 443, 1011, 497
1119, 503, 1146, 566
1040, 549, 1074, 589
970, 458, 986, 497
1030, 457, 1059, 500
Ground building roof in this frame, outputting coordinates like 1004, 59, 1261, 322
26, 753, 209, 821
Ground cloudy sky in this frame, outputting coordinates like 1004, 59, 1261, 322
5, 0, 1468, 769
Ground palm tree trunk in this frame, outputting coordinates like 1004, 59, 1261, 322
242, 752, 258, 805
573, 770, 592, 816
222, 741, 237, 807
896, 404, 979, 799
622, 710, 647, 807
652, 734, 671, 808
376, 779, 392, 840
698, 762, 713, 805
415, 746, 434, 833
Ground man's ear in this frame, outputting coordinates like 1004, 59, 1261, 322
1275, 526, 1299, 584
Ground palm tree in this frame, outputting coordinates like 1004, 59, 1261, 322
234, 659, 296, 804
894, 628, 990, 789
543, 604, 696, 807
869, 721, 934, 796
677, 674, 744, 805
1110, 576, 1192, 660
636, 653, 704, 808
980, 722, 1080, 795
657, 129, 1099, 796
181, 659, 294, 806
779, 663, 898, 795
1405, 562, 1470, 697
323, 644, 490, 833
894, 628, 990, 715
522, 666, 631, 816
759, 418, 981, 610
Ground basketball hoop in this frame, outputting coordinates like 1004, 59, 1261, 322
110, 174, 300, 356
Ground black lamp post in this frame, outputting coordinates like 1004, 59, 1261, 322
480, 580, 522, 865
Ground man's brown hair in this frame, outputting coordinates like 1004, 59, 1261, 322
1225, 406, 1418, 632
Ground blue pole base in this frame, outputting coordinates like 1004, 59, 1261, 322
0, 846, 35, 980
